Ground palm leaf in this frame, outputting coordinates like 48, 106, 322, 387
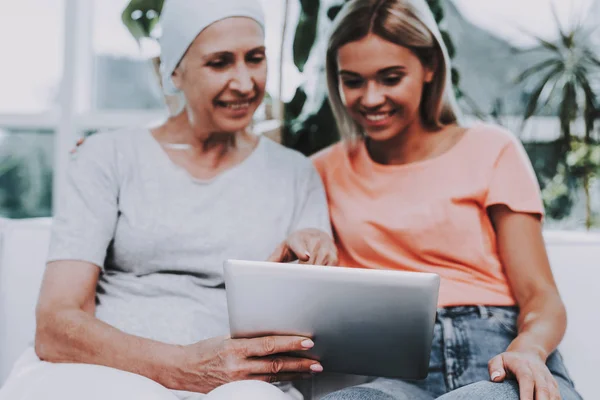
549, 0, 569, 47
538, 71, 563, 111
583, 49, 600, 67
514, 59, 561, 84
522, 65, 563, 121
514, 25, 561, 53
559, 80, 577, 143
574, 71, 598, 139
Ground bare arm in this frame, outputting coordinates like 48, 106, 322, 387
489, 205, 566, 360
35, 260, 184, 387
487, 205, 565, 400
35, 260, 321, 393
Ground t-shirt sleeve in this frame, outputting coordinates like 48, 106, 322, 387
484, 136, 544, 217
47, 134, 120, 268
290, 161, 332, 237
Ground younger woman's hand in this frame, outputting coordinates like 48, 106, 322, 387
488, 350, 560, 400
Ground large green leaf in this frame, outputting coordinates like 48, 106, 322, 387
426, 0, 444, 23
121, 0, 164, 43
292, 10, 319, 72
284, 87, 308, 121
327, 4, 343, 21
514, 59, 560, 84
441, 31, 455, 59
299, 0, 320, 17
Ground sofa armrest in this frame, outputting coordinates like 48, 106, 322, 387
0, 218, 52, 385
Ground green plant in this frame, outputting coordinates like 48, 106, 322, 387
283, 0, 463, 156
515, 9, 599, 147
515, 5, 600, 228
565, 139, 600, 229
121, 0, 164, 43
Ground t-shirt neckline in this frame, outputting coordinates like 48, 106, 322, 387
143, 129, 265, 184
358, 123, 479, 174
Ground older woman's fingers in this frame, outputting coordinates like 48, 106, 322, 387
267, 242, 287, 263
318, 244, 337, 266
287, 235, 310, 262
310, 240, 327, 265
326, 242, 338, 265
254, 373, 314, 383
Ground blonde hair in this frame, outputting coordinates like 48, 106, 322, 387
326, 0, 461, 141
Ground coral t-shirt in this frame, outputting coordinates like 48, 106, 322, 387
312, 123, 544, 307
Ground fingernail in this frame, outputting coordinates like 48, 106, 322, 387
301, 339, 314, 348
305, 252, 311, 259
310, 364, 323, 372
491, 371, 502, 381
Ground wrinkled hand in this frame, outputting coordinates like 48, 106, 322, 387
175, 335, 322, 393
268, 228, 338, 266
488, 351, 560, 400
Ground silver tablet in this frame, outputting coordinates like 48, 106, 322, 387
224, 260, 440, 379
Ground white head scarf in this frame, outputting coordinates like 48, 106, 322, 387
158, 0, 265, 95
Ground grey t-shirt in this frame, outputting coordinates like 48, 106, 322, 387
48, 128, 331, 345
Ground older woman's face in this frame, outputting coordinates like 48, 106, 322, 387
172, 17, 266, 133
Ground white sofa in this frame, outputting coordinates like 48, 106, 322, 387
0, 217, 597, 399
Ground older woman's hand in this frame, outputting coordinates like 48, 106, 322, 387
173, 335, 322, 393
268, 228, 338, 266
488, 350, 561, 400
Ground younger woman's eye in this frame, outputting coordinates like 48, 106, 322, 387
342, 79, 364, 88
381, 75, 403, 86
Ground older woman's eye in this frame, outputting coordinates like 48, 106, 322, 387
207, 59, 229, 69
247, 55, 265, 64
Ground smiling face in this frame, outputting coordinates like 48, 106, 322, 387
336, 33, 434, 142
171, 17, 267, 133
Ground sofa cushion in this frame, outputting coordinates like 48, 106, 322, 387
0, 219, 597, 400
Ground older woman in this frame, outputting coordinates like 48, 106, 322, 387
0, 0, 336, 399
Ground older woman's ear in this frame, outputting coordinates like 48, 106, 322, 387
171, 65, 184, 91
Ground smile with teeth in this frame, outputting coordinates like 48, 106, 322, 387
363, 110, 394, 122
219, 99, 255, 109
223, 101, 250, 110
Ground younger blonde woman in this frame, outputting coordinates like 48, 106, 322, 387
313, 0, 582, 399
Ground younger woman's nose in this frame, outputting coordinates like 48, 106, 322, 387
360, 82, 385, 109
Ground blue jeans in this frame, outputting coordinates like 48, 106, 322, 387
322, 306, 582, 399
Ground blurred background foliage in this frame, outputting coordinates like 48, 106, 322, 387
280, 0, 463, 156
4, 0, 592, 227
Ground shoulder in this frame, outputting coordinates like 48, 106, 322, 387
72, 128, 144, 157
465, 122, 523, 158
260, 136, 318, 177
467, 122, 520, 146
310, 142, 346, 177
69, 128, 149, 180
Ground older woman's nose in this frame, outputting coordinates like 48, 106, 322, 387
229, 67, 254, 94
